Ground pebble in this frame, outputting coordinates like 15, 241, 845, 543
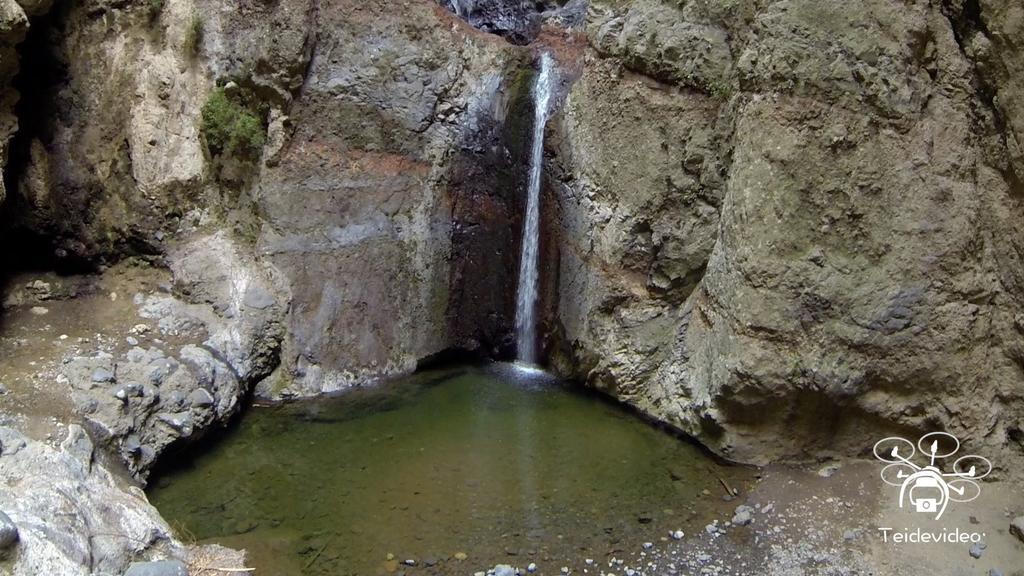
671, 530, 684, 540
527, 563, 537, 573
29, 306, 49, 315
969, 542, 985, 559
454, 552, 468, 561
989, 569, 1004, 576
0, 382, 7, 395
585, 559, 593, 566
560, 567, 569, 575
403, 559, 416, 566
641, 542, 653, 550
817, 464, 841, 478
492, 564, 515, 576
732, 505, 754, 526
127, 336, 139, 346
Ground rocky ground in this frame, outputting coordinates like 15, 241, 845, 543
472, 462, 1024, 576
0, 258, 267, 573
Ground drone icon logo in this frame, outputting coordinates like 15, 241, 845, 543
872, 432, 992, 520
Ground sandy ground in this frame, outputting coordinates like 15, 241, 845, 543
0, 261, 173, 442
604, 461, 1024, 576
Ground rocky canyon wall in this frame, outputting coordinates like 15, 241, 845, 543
547, 0, 1024, 476
0, 0, 540, 402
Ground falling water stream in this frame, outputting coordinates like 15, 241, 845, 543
515, 53, 554, 364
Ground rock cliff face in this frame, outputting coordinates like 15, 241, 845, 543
1, 0, 543, 401
546, 0, 1024, 474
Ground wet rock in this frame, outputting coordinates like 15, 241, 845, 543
437, 0, 545, 44
527, 563, 538, 573
0, 510, 18, 555
122, 559, 188, 576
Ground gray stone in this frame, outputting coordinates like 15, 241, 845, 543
187, 388, 214, 408
1011, 516, 1024, 543
0, 510, 18, 553
988, 569, 1003, 576
969, 542, 984, 559
123, 559, 188, 576
242, 286, 276, 310
91, 368, 115, 383
492, 565, 515, 576
731, 505, 754, 526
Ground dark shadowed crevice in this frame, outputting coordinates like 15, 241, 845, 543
0, 4, 97, 276
435, 0, 571, 45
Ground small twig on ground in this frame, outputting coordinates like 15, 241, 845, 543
303, 534, 336, 570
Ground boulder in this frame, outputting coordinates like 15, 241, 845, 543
0, 509, 18, 555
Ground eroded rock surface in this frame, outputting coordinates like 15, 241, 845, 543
0, 425, 183, 574
548, 0, 1024, 475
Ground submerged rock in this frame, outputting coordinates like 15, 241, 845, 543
122, 559, 188, 576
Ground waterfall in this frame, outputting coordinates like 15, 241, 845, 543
515, 53, 554, 364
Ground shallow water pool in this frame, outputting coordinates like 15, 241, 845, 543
148, 363, 752, 574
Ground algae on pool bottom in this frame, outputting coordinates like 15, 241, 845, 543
148, 364, 754, 574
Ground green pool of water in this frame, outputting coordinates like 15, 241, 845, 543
148, 363, 752, 575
